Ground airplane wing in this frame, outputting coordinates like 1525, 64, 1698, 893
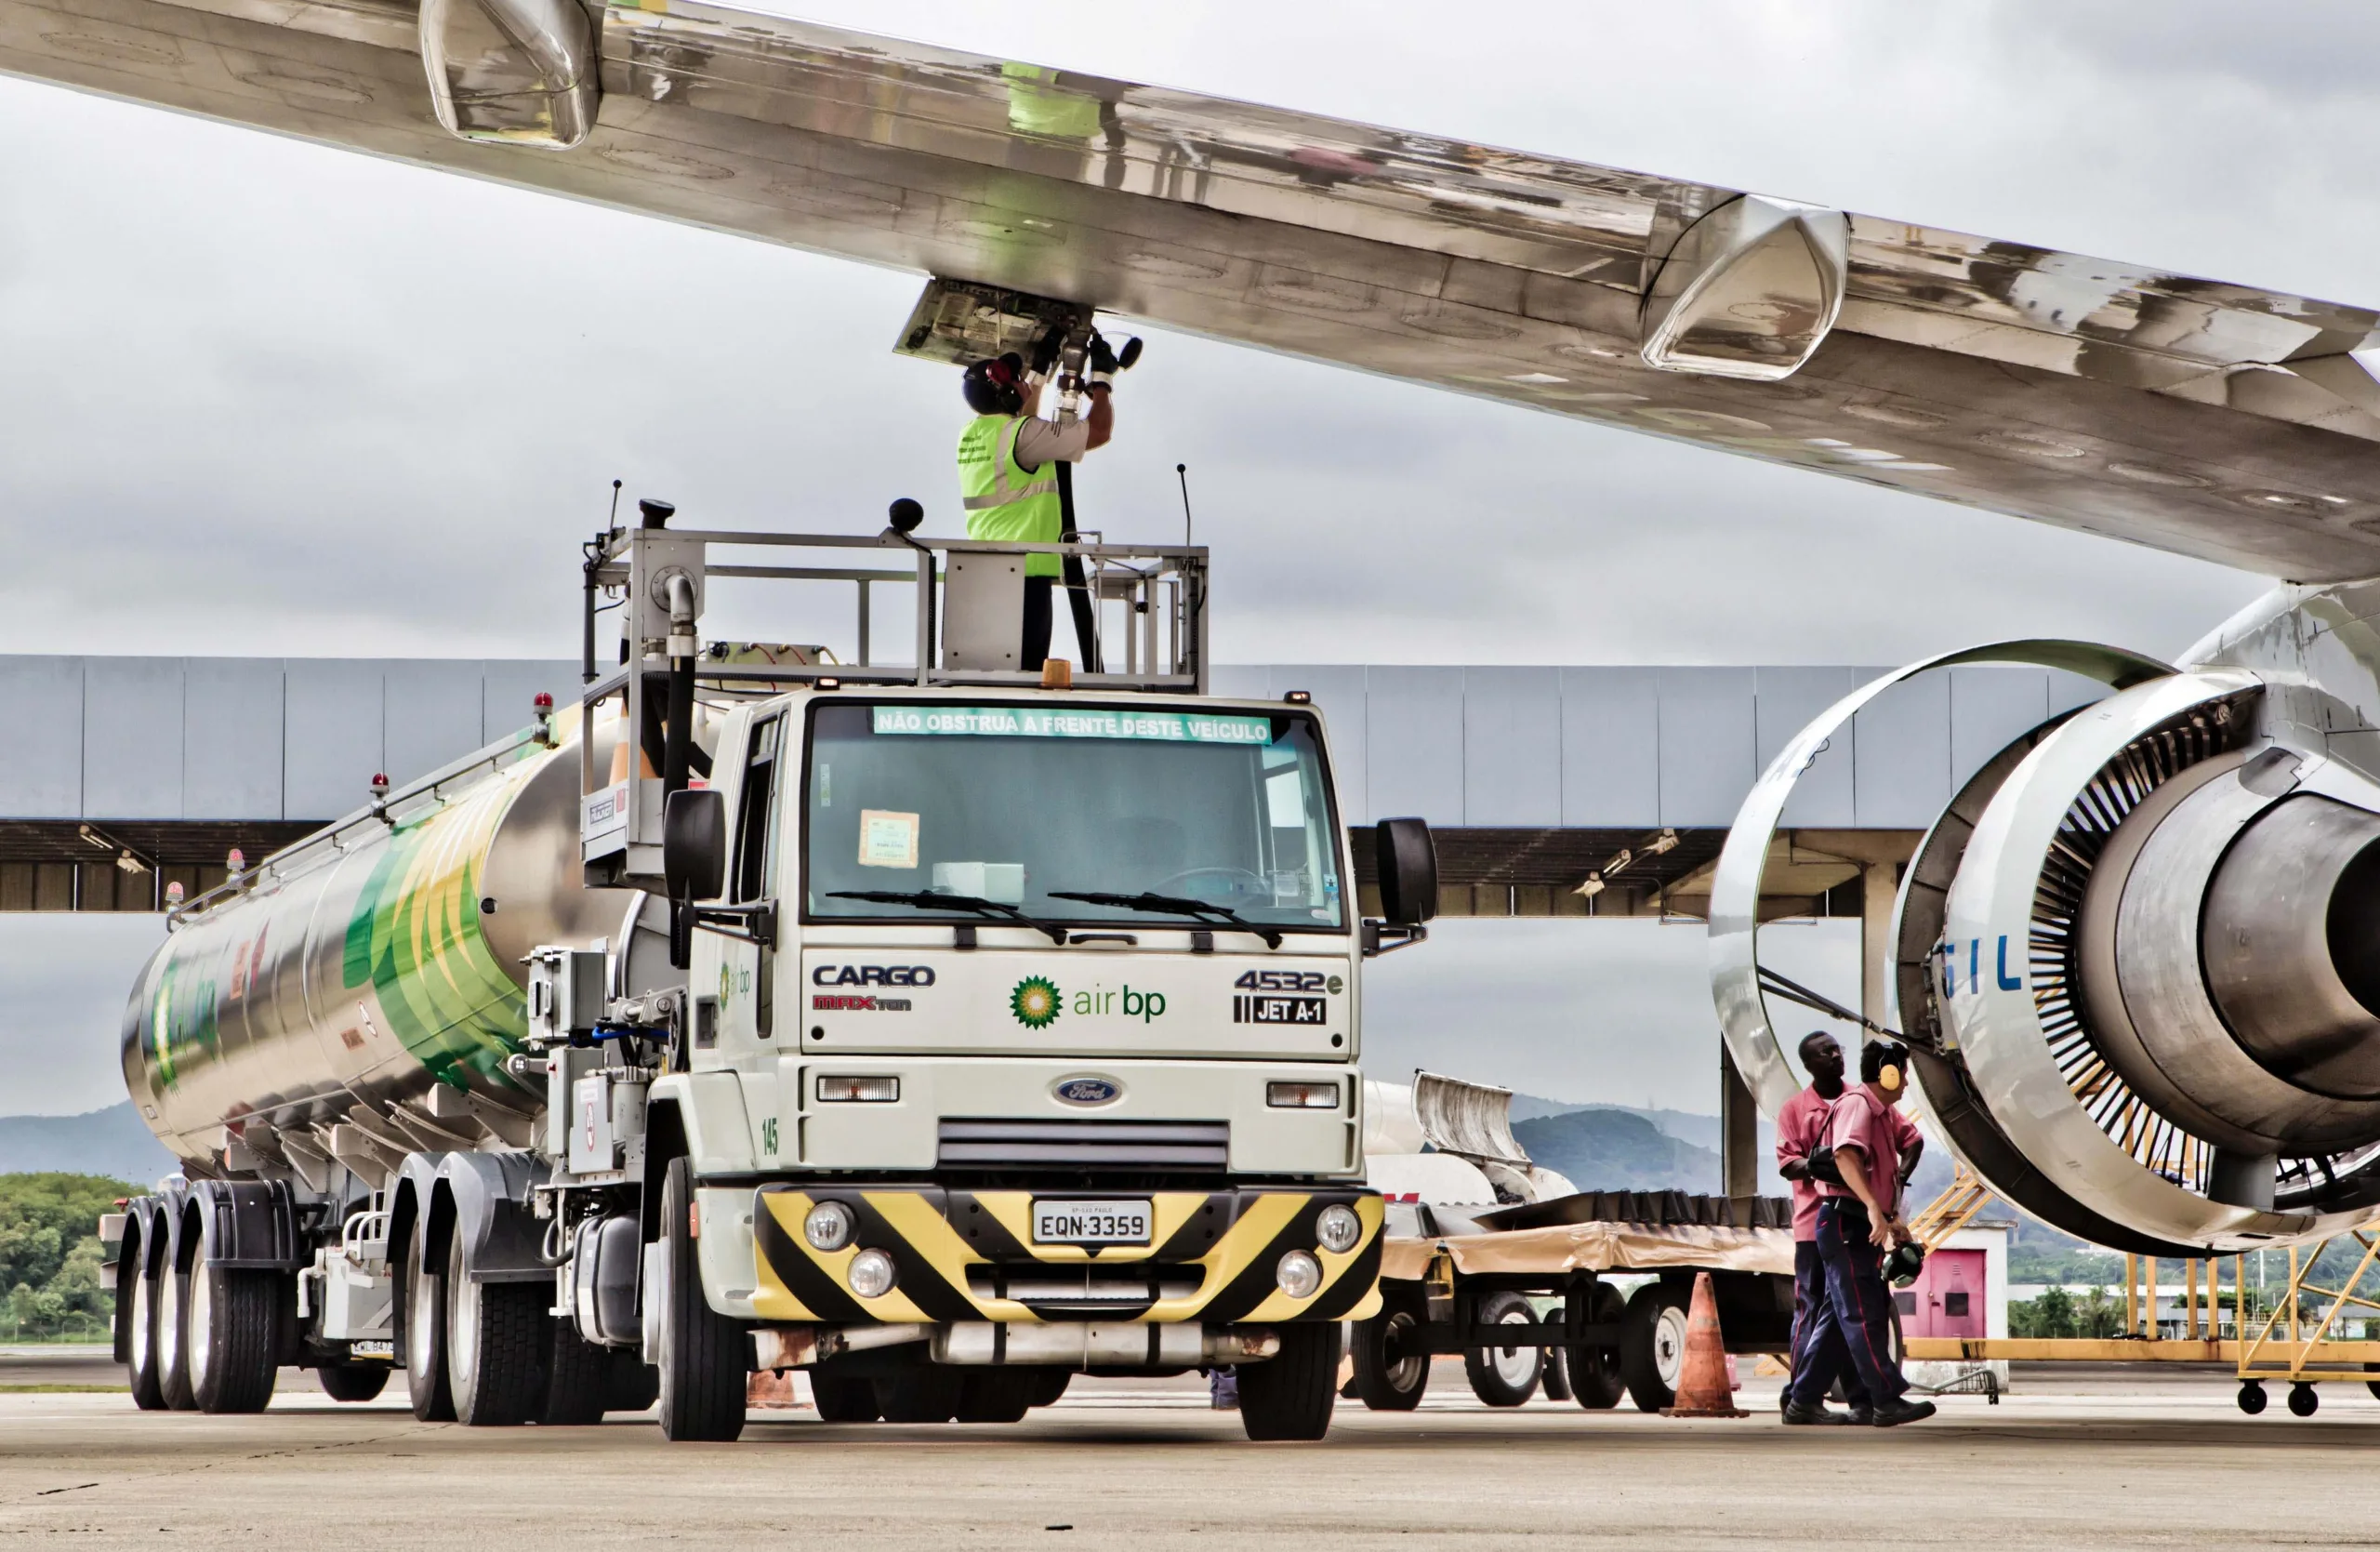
8, 0, 2380, 579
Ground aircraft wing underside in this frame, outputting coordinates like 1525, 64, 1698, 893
9, 0, 2380, 579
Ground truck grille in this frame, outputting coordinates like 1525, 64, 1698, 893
936, 1118, 1230, 1171
966, 1265, 1207, 1307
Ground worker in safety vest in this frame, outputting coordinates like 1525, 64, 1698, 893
956, 343, 1117, 670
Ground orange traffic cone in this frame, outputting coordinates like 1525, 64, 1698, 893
1661, 1271, 1749, 1418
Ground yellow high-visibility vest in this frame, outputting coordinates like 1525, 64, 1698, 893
958, 414, 1063, 578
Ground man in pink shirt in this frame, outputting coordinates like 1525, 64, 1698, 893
1782, 1041, 1937, 1427
1775, 1031, 1869, 1425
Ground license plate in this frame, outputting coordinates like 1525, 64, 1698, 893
1033, 1199, 1153, 1245
348, 1339, 393, 1360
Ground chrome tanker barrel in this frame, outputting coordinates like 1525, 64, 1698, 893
122, 708, 637, 1177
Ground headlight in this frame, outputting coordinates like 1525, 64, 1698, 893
1275, 1249, 1323, 1300
1267, 1081, 1341, 1109
803, 1200, 855, 1253
847, 1246, 898, 1299
1316, 1203, 1362, 1254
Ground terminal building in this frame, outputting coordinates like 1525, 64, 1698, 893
0, 654, 2109, 932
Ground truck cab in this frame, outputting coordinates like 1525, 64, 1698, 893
551, 512, 1437, 1440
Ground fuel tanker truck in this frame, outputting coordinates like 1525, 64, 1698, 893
106, 500, 1435, 1440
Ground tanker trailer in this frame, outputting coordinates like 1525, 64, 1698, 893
108, 696, 680, 1416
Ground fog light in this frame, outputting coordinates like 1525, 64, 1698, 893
847, 1247, 897, 1299
803, 1200, 855, 1253
1316, 1203, 1362, 1254
1275, 1249, 1323, 1300
1267, 1081, 1341, 1109
815, 1075, 900, 1103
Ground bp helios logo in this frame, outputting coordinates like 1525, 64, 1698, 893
1011, 976, 1063, 1029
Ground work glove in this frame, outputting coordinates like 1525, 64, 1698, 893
1085, 333, 1119, 391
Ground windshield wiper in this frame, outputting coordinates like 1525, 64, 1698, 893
826, 890, 1070, 945
1047, 890, 1284, 948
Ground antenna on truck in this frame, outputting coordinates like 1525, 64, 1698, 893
1176, 463, 1194, 548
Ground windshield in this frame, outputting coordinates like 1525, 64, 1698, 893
802, 702, 1345, 933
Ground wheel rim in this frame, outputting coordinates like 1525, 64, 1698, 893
1652, 1306, 1688, 1389
188, 1270, 214, 1397
158, 1269, 183, 1383
1490, 1312, 1538, 1388
1382, 1310, 1426, 1392
129, 1269, 152, 1375
409, 1262, 440, 1373
445, 1242, 479, 1408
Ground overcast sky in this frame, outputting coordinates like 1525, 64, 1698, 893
5, 4, 2376, 1118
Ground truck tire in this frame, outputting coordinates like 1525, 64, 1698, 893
654, 1156, 747, 1442
1238, 1321, 1340, 1441
316, 1362, 391, 1403
1026, 1369, 1072, 1409
1620, 1282, 1691, 1413
126, 1257, 167, 1412
811, 1373, 881, 1422
1463, 1291, 1543, 1407
446, 1234, 547, 1426
157, 1255, 197, 1411
1541, 1345, 1572, 1402
1566, 1282, 1628, 1410
540, 1320, 609, 1426
604, 1352, 659, 1413
188, 1266, 280, 1414
403, 1234, 456, 1423
955, 1370, 1037, 1424
1349, 1286, 1431, 1411
878, 1365, 962, 1423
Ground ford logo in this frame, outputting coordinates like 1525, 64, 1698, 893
1053, 1077, 1121, 1106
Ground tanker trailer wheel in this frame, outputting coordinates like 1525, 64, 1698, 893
316, 1362, 390, 1403
954, 1369, 1037, 1423
156, 1244, 197, 1412
1026, 1369, 1071, 1409
877, 1364, 962, 1423
1463, 1291, 1543, 1407
126, 1252, 167, 1412
1238, 1321, 1342, 1441
188, 1264, 280, 1414
402, 1232, 455, 1423
603, 1350, 659, 1413
1349, 1285, 1431, 1411
811, 1373, 882, 1423
654, 1157, 747, 1442
444, 1232, 549, 1427
539, 1319, 609, 1426
1567, 1282, 1629, 1410
1620, 1282, 1691, 1413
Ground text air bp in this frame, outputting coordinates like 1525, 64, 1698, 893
1009, 976, 1168, 1028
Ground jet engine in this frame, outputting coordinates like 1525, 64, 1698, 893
1712, 581, 2380, 1254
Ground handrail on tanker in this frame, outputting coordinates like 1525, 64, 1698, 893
165, 720, 556, 931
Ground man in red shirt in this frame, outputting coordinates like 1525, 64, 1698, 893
1775, 1031, 1868, 1425
1782, 1040, 1937, 1427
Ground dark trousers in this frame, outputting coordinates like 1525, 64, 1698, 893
1021, 576, 1053, 670
1787, 1239, 1871, 1409
1786, 1199, 1906, 1409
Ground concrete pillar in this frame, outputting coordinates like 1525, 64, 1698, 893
1861, 860, 1897, 1037
1720, 1041, 1759, 1203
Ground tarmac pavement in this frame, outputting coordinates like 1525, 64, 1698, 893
0, 1355, 2372, 1549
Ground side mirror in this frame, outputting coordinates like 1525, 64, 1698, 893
663, 789, 727, 903
1374, 817, 1438, 926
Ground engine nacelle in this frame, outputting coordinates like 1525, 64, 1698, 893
1714, 581, 2380, 1254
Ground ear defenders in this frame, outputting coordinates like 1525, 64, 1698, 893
961, 352, 1029, 416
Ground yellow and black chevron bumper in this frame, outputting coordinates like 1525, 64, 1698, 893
752, 1186, 1382, 1326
